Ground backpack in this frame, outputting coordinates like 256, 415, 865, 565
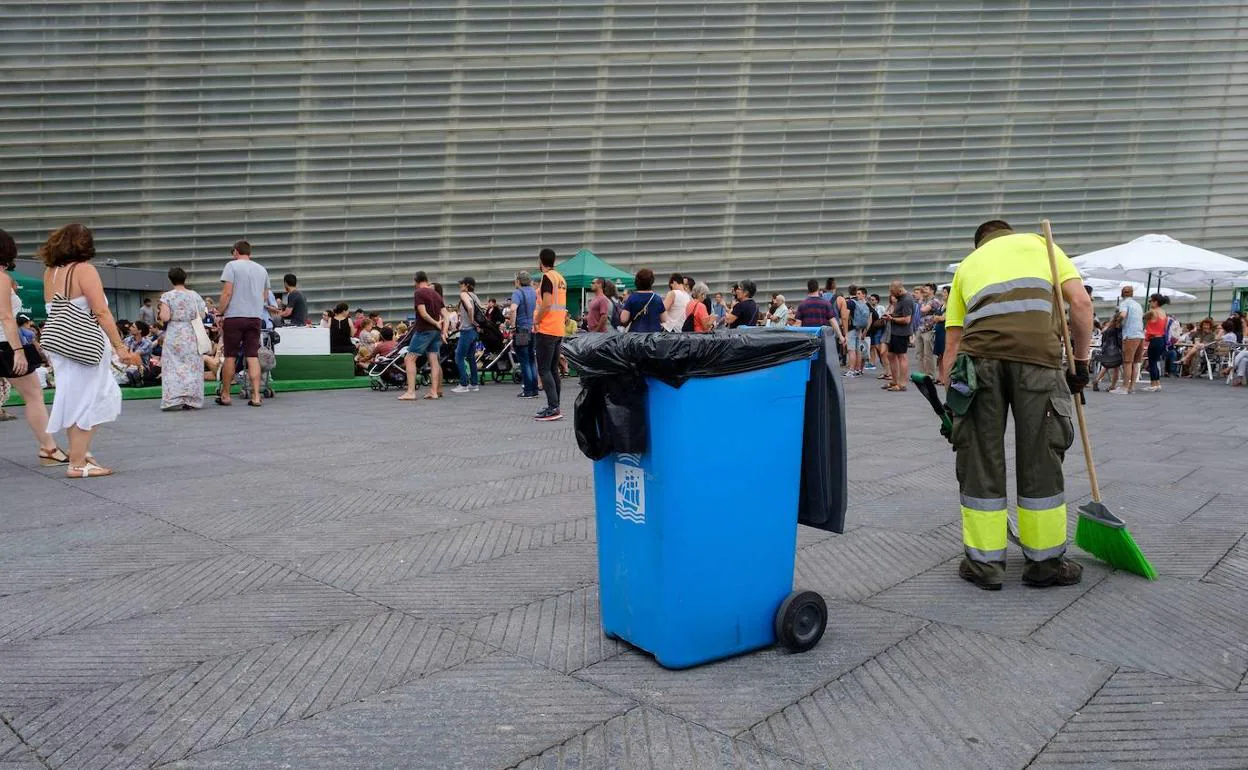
908, 298, 923, 336
466, 292, 488, 330
850, 298, 870, 330
609, 298, 623, 331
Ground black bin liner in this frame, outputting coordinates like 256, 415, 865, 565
797, 332, 848, 533
565, 329, 845, 533
573, 372, 648, 461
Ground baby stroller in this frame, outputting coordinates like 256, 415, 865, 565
476, 318, 517, 384
421, 329, 459, 386
368, 328, 413, 391
218, 328, 278, 400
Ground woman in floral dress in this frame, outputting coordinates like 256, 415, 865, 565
158, 267, 207, 410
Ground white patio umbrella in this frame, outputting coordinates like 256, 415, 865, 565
1071, 234, 1248, 286
1084, 278, 1194, 302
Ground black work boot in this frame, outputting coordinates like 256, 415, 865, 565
1022, 558, 1083, 587
958, 558, 1005, 591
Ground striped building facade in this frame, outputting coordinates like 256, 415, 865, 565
3, 2, 1247, 317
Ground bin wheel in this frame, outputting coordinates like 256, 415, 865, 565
775, 590, 827, 653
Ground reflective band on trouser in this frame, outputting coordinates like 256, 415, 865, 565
963, 299, 1054, 326
1017, 494, 1068, 562
961, 494, 1008, 563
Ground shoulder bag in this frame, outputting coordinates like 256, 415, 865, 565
41, 264, 106, 366
189, 293, 213, 354
513, 290, 532, 347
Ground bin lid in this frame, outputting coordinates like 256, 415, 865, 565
564, 329, 820, 387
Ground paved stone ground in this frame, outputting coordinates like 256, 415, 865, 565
0, 369, 1245, 769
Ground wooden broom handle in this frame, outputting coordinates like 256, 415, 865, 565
1041, 219, 1102, 503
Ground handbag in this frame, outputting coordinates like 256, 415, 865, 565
513, 290, 532, 346
0, 342, 44, 378
192, 315, 213, 355
40, 264, 106, 366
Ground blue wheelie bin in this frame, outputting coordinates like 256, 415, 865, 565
565, 329, 846, 669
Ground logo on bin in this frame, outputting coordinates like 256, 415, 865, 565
614, 454, 646, 524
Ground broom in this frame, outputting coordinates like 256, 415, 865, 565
1042, 219, 1157, 579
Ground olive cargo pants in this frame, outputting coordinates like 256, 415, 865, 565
952, 358, 1076, 565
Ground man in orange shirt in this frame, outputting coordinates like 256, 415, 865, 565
532, 248, 567, 422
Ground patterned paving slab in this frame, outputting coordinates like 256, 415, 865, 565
794, 527, 956, 602
485, 489, 598, 527
1069, 483, 1218, 527
512, 707, 803, 770
840, 493, 959, 532
0, 552, 302, 644
0, 531, 232, 598
1123, 524, 1244, 579
153, 490, 432, 539
576, 602, 927, 735
356, 542, 599, 624
422, 471, 592, 512
749, 623, 1113, 769
0, 582, 382, 703
1030, 574, 1248, 689
6, 613, 486, 770
1031, 669, 1248, 768
1205, 536, 1248, 591
1183, 493, 1248, 530
0, 513, 178, 561
459, 583, 621, 674
294, 519, 559, 590
224, 506, 481, 562
169, 654, 632, 770
867, 554, 1110, 638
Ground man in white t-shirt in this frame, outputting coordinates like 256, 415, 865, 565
1113, 285, 1145, 395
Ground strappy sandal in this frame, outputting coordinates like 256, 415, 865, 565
66, 462, 113, 478
423, 392, 441, 400
215, 396, 232, 406
248, 399, 262, 407
38, 447, 70, 466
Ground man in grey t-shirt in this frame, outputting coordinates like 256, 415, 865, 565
217, 240, 270, 406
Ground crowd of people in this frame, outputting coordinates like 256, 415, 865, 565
4, 222, 1248, 478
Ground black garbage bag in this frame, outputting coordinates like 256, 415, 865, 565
797, 332, 847, 533
574, 372, 648, 461
563, 330, 821, 387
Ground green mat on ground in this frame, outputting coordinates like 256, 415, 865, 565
271, 354, 356, 380
2, 378, 370, 407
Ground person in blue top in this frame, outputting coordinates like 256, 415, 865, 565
620, 268, 665, 333
510, 270, 539, 398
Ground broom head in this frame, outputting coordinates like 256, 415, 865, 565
1074, 501, 1157, 580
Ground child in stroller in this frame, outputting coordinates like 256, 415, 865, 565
371, 327, 459, 392
476, 315, 518, 384
368, 327, 413, 391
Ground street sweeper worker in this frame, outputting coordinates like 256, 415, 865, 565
939, 219, 1094, 590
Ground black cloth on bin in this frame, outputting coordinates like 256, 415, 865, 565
574, 372, 647, 461
797, 332, 848, 533
563, 330, 821, 387
566, 330, 821, 461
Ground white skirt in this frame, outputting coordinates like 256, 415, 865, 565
46, 349, 122, 432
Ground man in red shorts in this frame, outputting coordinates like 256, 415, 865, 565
217, 240, 271, 406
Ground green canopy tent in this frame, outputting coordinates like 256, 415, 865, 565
556, 249, 634, 320
9, 271, 46, 322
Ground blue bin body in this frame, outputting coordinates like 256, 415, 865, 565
593, 357, 811, 669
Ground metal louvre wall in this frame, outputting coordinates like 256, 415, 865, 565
2, 2, 1247, 317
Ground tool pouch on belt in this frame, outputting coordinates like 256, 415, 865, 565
945, 353, 978, 417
